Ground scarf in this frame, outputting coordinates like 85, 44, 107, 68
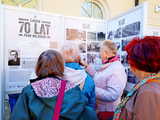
113, 73, 160, 120
102, 56, 120, 64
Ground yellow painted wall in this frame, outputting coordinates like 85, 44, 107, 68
140, 0, 160, 26
1, 0, 159, 26
148, 0, 160, 26
39, 0, 135, 19
107, 0, 135, 19
1, 0, 135, 19
40, 0, 82, 17
1, 0, 38, 8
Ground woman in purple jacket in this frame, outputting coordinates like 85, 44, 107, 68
82, 40, 127, 120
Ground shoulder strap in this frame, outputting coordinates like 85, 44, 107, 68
52, 80, 67, 120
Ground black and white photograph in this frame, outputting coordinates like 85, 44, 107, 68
127, 68, 137, 84
87, 42, 100, 52
80, 53, 87, 63
87, 32, 97, 41
97, 32, 106, 41
114, 41, 121, 51
79, 42, 86, 53
122, 39, 130, 51
121, 53, 128, 66
107, 31, 114, 40
8, 49, 20, 66
87, 53, 100, 64
122, 21, 140, 37
114, 28, 122, 38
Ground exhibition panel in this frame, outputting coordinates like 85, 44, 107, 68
0, 2, 150, 97
64, 16, 106, 68
0, 3, 157, 120
107, 3, 148, 91
1, 6, 106, 94
2, 6, 64, 93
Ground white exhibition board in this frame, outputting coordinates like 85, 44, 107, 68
0, 2, 154, 120
1, 3, 149, 94
2, 6, 106, 93
0, 4, 4, 120
3, 6, 64, 93
64, 17, 106, 66
106, 3, 148, 86
107, 3, 148, 50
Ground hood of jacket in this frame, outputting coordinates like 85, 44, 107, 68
26, 78, 86, 114
31, 77, 76, 98
64, 62, 87, 88
31, 63, 87, 98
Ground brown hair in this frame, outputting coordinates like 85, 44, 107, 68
102, 40, 117, 55
35, 50, 64, 78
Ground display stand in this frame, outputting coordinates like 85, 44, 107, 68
1, 6, 106, 94
0, 4, 5, 120
64, 16, 106, 65
2, 6, 64, 93
106, 3, 148, 91
0, 2, 150, 120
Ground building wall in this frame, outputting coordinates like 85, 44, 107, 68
40, 0, 82, 17
0, 0, 137, 20
1, 0, 159, 25
40, 0, 158, 26
1, 0, 38, 8
140, 0, 160, 26
39, 0, 135, 20
107, 0, 135, 19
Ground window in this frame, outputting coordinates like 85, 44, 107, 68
81, 0, 104, 19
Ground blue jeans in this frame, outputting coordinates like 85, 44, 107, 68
8, 94, 20, 112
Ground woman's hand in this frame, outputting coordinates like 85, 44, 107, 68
79, 58, 88, 68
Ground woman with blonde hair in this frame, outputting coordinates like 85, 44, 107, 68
82, 40, 127, 120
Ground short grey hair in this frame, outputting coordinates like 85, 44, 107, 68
61, 42, 80, 61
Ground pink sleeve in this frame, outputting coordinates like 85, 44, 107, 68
85, 65, 96, 77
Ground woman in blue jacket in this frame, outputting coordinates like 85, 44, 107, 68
61, 43, 96, 109
11, 50, 98, 120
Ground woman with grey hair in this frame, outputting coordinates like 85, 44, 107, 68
61, 43, 96, 110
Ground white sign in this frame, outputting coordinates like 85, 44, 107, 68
107, 3, 147, 54
3, 6, 63, 93
107, 3, 147, 41
1, 6, 107, 94
2, 6, 107, 93
106, 3, 148, 87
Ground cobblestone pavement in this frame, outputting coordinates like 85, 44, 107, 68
4, 99, 10, 120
